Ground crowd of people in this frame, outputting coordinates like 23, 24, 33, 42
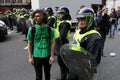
0, 8, 33, 41
95, 6, 120, 56
1, 5, 120, 80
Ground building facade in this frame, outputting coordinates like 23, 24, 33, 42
0, 0, 31, 13
0, 0, 30, 3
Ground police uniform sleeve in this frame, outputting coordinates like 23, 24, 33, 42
81, 34, 101, 59
60, 22, 71, 39
47, 17, 56, 27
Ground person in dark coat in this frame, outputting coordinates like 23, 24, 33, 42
95, 8, 110, 56
45, 7, 56, 28
66, 7, 102, 80
56, 6, 72, 80
109, 8, 117, 38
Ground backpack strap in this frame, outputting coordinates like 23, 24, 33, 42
31, 26, 36, 54
31, 26, 51, 54
32, 26, 51, 41
32, 26, 36, 38
47, 26, 51, 39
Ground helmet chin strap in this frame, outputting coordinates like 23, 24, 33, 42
86, 16, 93, 30
79, 27, 87, 34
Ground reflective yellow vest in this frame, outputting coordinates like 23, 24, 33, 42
55, 20, 72, 39
24, 13, 29, 17
20, 14, 24, 18
72, 30, 101, 52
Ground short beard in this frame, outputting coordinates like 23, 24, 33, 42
36, 21, 43, 25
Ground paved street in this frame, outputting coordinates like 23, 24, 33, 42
96, 31, 120, 80
0, 29, 120, 80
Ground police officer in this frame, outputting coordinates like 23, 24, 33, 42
56, 6, 72, 80
45, 7, 56, 28
19, 8, 29, 41
67, 7, 102, 80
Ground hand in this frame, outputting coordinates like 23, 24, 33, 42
29, 57, 34, 65
102, 12, 104, 16
49, 56, 54, 64
109, 18, 113, 21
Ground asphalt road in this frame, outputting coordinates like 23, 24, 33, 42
96, 31, 120, 80
0, 29, 120, 80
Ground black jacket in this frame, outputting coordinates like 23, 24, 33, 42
47, 16, 56, 28
98, 14, 110, 37
80, 31, 101, 64
57, 14, 71, 45
59, 21, 71, 45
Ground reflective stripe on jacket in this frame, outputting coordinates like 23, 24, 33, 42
73, 30, 101, 51
55, 20, 72, 39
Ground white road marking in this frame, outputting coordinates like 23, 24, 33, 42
110, 52, 116, 57
8, 30, 14, 35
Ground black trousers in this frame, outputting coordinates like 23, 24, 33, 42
67, 72, 79, 80
57, 55, 69, 80
33, 56, 51, 80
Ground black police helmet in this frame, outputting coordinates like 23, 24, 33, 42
45, 7, 54, 15
57, 6, 70, 14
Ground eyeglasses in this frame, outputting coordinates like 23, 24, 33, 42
34, 16, 41, 18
